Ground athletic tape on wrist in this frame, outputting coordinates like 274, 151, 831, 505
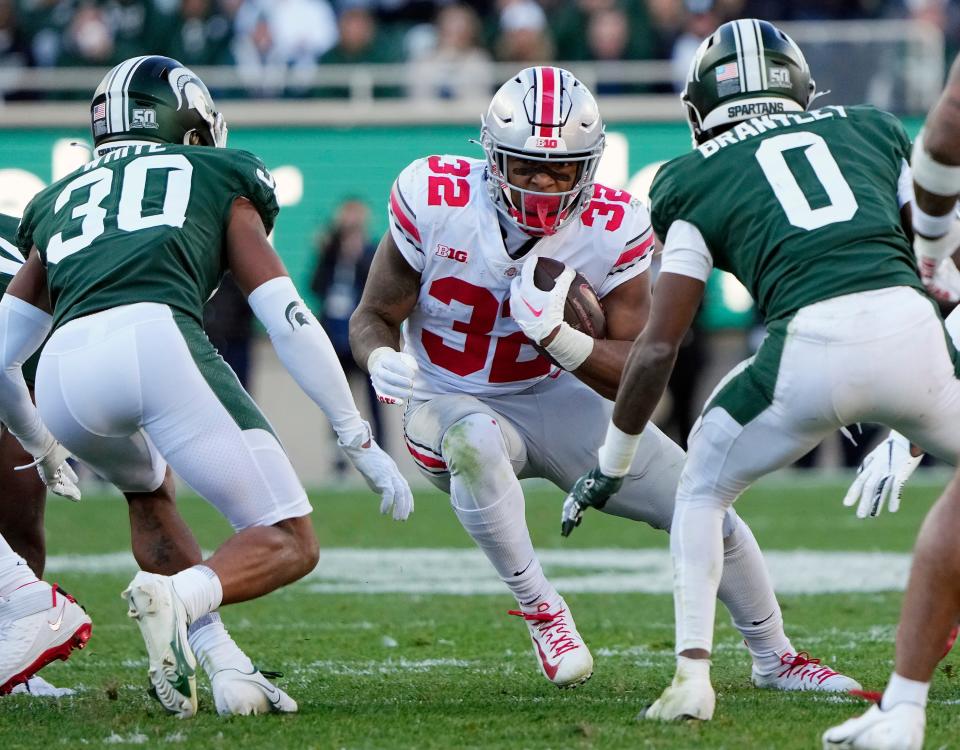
544, 323, 594, 371
912, 202, 956, 239
597, 422, 641, 478
913, 137, 960, 197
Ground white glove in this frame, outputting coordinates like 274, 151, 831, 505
339, 424, 414, 521
842, 431, 922, 518
915, 221, 960, 302
16, 441, 81, 502
367, 347, 419, 407
509, 257, 575, 344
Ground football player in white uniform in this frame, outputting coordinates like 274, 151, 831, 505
351, 66, 857, 690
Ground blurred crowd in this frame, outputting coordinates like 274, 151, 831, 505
0, 0, 955, 98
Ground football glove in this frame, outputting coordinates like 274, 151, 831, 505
339, 425, 414, 521
509, 257, 575, 345
367, 346, 419, 407
561, 467, 623, 537
16, 440, 81, 502
842, 431, 922, 519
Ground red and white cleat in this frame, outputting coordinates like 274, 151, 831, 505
752, 651, 861, 692
0, 582, 92, 695
508, 598, 593, 688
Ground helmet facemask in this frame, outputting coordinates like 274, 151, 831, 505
481, 126, 603, 236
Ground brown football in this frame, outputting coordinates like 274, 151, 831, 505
532, 256, 606, 339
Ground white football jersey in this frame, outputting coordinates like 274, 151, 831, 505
388, 155, 654, 400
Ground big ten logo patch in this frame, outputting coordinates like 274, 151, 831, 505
435, 244, 469, 263
535, 138, 559, 149
131, 108, 159, 129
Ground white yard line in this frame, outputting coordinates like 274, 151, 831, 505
45, 548, 911, 595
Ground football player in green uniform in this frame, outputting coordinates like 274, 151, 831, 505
0, 56, 413, 718
823, 53, 960, 750
562, 19, 960, 724
0, 212, 93, 697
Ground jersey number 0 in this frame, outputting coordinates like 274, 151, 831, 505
46, 154, 194, 264
755, 132, 858, 231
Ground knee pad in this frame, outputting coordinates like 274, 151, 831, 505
441, 413, 510, 478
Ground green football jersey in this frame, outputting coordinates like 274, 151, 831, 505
650, 105, 923, 322
18, 143, 278, 330
0, 212, 39, 386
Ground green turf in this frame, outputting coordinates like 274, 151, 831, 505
3, 477, 958, 749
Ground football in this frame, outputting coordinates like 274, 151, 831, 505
532, 256, 606, 339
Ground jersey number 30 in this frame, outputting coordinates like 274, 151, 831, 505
46, 154, 193, 264
755, 132, 858, 231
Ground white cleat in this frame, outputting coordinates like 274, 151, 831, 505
0, 582, 91, 695
509, 598, 593, 688
122, 572, 197, 718
752, 651, 862, 692
642, 673, 716, 721
10, 674, 76, 697
822, 703, 925, 750
211, 668, 298, 716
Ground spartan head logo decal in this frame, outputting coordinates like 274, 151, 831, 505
285, 301, 311, 330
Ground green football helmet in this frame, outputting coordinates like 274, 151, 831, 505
682, 19, 815, 144
90, 55, 227, 151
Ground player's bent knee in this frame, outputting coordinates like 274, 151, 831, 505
274, 515, 319, 580
441, 413, 509, 479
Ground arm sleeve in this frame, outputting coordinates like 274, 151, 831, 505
0, 294, 56, 456
659, 220, 714, 282
597, 200, 656, 298
387, 160, 426, 272
246, 275, 368, 446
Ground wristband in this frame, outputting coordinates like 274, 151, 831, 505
913, 136, 960, 197
544, 323, 594, 371
912, 202, 956, 240
597, 422, 641, 478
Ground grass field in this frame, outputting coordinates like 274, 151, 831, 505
3, 475, 959, 749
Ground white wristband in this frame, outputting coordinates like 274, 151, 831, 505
915, 219, 960, 262
544, 323, 594, 371
913, 135, 960, 197
913, 202, 956, 239
597, 422, 641, 478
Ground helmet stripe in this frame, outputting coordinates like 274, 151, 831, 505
731, 21, 746, 92
736, 19, 762, 91
753, 19, 768, 89
106, 55, 149, 134
539, 66, 557, 137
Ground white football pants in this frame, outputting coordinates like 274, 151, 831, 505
35, 303, 311, 530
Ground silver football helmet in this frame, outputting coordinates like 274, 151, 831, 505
480, 67, 605, 235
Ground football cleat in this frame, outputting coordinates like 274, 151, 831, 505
642, 664, 716, 721
822, 703, 925, 750
0, 582, 92, 695
10, 674, 76, 697
752, 651, 861, 692
122, 572, 197, 718
508, 598, 593, 688
211, 667, 298, 716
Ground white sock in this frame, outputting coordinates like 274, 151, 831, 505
0, 533, 38, 598
444, 414, 558, 609
715, 515, 792, 671
882, 672, 930, 710
170, 565, 223, 624
188, 612, 254, 677
671, 497, 727, 654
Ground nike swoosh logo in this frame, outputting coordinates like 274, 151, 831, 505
534, 640, 560, 681
512, 560, 533, 577
521, 298, 543, 317
48, 608, 64, 632
751, 611, 775, 627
